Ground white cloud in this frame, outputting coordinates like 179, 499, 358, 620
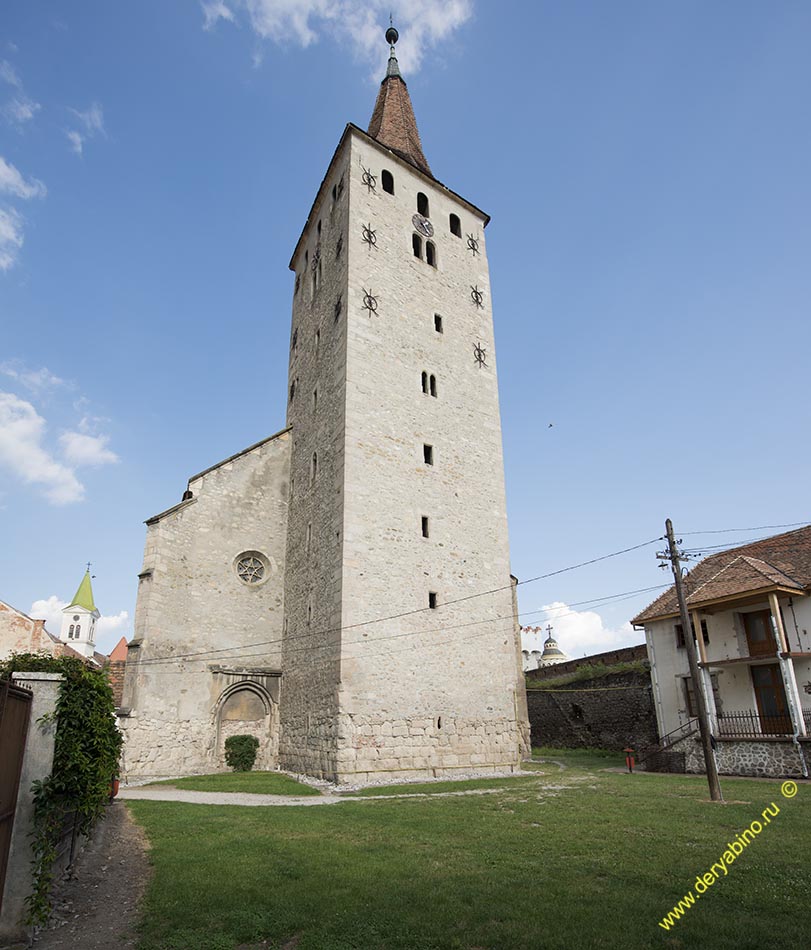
5, 95, 41, 124
66, 130, 84, 155
29, 595, 66, 634
59, 430, 119, 467
66, 102, 105, 156
0, 392, 85, 503
0, 361, 65, 393
0, 156, 46, 199
0, 207, 24, 271
0, 60, 21, 88
203, 1, 235, 29
97, 610, 129, 637
200, 0, 473, 75
1, 61, 41, 127
522, 601, 641, 660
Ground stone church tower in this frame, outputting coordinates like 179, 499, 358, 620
120, 26, 528, 784
279, 27, 528, 781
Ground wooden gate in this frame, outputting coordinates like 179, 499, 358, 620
0, 680, 32, 914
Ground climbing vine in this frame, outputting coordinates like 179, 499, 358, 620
0, 652, 123, 925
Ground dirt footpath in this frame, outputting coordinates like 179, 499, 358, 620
33, 803, 150, 950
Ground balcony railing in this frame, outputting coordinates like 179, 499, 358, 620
715, 709, 811, 738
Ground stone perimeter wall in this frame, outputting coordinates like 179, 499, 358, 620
526, 668, 658, 751
673, 734, 809, 778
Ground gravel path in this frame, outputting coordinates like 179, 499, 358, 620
33, 803, 149, 950
118, 787, 345, 807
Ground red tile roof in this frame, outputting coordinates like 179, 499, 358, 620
368, 74, 432, 177
632, 525, 811, 624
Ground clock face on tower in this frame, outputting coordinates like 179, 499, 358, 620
412, 213, 434, 238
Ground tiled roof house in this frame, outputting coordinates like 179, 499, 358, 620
632, 526, 811, 778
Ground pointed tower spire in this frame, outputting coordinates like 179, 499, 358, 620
69, 569, 97, 612
367, 22, 432, 176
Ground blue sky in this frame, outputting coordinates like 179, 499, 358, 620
1, 1, 809, 657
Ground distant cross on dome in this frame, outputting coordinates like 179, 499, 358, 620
546, 624, 554, 638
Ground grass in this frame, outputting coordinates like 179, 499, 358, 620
525, 659, 648, 689
127, 757, 810, 950
144, 771, 322, 795
531, 745, 628, 771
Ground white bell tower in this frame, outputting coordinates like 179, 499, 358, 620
60, 567, 100, 659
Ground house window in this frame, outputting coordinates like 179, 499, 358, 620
675, 620, 709, 649
381, 169, 394, 194
429, 374, 437, 398
421, 371, 429, 394
412, 233, 423, 259
421, 516, 429, 538
423, 444, 434, 465
417, 192, 429, 216
449, 213, 461, 237
426, 241, 436, 267
434, 314, 443, 333
682, 673, 722, 717
428, 592, 438, 609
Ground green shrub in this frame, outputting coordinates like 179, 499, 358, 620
224, 734, 260, 771
0, 651, 123, 925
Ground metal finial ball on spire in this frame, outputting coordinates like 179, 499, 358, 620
386, 24, 399, 46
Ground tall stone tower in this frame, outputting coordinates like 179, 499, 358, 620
280, 26, 529, 782
59, 568, 100, 660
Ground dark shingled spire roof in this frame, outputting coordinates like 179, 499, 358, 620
367, 25, 432, 177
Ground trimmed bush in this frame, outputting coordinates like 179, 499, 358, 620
224, 734, 260, 772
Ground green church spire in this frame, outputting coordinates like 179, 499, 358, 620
69, 569, 97, 612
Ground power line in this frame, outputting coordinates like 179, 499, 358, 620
130, 583, 668, 673
129, 537, 663, 669
680, 520, 809, 536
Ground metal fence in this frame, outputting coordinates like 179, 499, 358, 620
716, 709, 801, 738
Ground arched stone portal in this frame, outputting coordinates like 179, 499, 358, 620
214, 681, 278, 770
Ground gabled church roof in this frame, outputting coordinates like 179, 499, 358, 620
367, 26, 432, 177
68, 570, 97, 612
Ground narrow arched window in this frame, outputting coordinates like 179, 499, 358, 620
449, 213, 461, 237
381, 169, 394, 194
69, 624, 74, 637
421, 371, 428, 394
311, 452, 318, 484
430, 374, 437, 398
317, 220, 322, 238
75, 624, 81, 637
417, 192, 429, 216
412, 234, 423, 259
426, 241, 436, 267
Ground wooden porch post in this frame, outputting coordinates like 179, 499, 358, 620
768, 591, 806, 737
691, 609, 718, 733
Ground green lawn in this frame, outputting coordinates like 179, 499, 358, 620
145, 771, 322, 795
127, 758, 809, 950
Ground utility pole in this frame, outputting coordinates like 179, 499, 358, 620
659, 519, 723, 802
